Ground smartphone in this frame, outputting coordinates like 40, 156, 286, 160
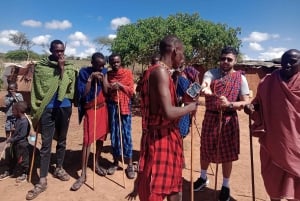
186, 82, 202, 98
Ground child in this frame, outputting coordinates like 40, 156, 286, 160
4, 82, 24, 139
0, 101, 30, 183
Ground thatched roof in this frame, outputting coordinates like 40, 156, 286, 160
236, 60, 281, 68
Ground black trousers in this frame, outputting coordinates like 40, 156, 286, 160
8, 141, 30, 174
39, 107, 72, 178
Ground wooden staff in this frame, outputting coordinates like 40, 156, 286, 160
93, 82, 97, 190
248, 114, 255, 201
0, 132, 11, 159
29, 125, 39, 183
214, 110, 223, 200
190, 115, 194, 201
117, 90, 126, 188
194, 118, 215, 176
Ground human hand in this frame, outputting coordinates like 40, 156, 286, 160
6, 137, 12, 143
125, 190, 138, 201
111, 82, 120, 90
125, 178, 139, 200
200, 86, 213, 96
90, 72, 104, 82
244, 104, 255, 115
58, 55, 65, 71
219, 96, 230, 109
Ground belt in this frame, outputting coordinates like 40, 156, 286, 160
84, 102, 106, 110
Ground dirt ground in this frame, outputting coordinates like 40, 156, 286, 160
0, 97, 269, 201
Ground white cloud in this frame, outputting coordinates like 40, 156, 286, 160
0, 30, 19, 47
242, 54, 252, 60
249, 42, 264, 51
68, 31, 88, 41
243, 31, 279, 42
22, 20, 42, 27
65, 46, 77, 56
32, 35, 51, 45
70, 40, 81, 47
45, 20, 72, 30
108, 34, 116, 39
258, 47, 286, 61
110, 17, 131, 30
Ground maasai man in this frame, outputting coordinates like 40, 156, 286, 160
71, 52, 109, 191
126, 35, 199, 201
136, 54, 160, 94
106, 53, 135, 179
27, 40, 77, 200
245, 49, 300, 201
194, 47, 250, 201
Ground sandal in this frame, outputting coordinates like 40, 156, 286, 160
70, 177, 86, 191
26, 183, 47, 200
126, 165, 136, 179
107, 164, 118, 175
53, 167, 70, 181
95, 166, 107, 176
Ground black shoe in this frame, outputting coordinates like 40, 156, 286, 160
219, 186, 230, 201
193, 177, 209, 191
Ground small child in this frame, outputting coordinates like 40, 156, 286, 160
4, 82, 24, 139
0, 101, 30, 183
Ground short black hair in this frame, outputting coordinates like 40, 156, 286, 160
221, 46, 238, 56
14, 101, 28, 114
108, 53, 121, 61
7, 82, 18, 90
91, 52, 105, 61
159, 35, 182, 55
50, 40, 64, 52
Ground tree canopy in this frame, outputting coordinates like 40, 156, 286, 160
110, 13, 242, 68
5, 50, 41, 61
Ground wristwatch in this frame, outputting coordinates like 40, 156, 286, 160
228, 102, 234, 109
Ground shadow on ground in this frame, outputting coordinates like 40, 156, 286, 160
182, 178, 237, 201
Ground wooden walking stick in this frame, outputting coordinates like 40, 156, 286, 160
0, 132, 11, 159
29, 125, 39, 183
190, 115, 194, 201
194, 119, 215, 176
214, 110, 223, 200
117, 90, 126, 189
248, 114, 256, 201
93, 82, 97, 190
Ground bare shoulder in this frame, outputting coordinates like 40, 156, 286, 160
150, 66, 169, 81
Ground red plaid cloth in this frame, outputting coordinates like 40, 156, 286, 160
201, 71, 242, 163
206, 71, 242, 110
107, 67, 134, 114
83, 91, 109, 145
138, 64, 183, 195
200, 110, 239, 163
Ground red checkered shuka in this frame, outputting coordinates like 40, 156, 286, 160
139, 64, 183, 195
107, 67, 134, 115
201, 71, 242, 163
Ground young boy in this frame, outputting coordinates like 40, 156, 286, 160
3, 82, 24, 139
0, 101, 30, 183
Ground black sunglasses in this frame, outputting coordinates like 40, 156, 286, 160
220, 57, 233, 62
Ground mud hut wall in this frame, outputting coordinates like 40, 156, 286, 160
234, 65, 279, 98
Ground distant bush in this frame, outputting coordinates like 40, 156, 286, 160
5, 50, 42, 61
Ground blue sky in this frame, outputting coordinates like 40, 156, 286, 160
0, 0, 299, 60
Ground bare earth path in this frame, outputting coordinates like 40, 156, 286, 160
0, 100, 269, 201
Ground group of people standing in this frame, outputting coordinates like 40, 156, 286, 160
0, 35, 299, 201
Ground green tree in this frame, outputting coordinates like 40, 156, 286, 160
94, 36, 114, 52
5, 50, 41, 61
110, 13, 241, 68
9, 32, 33, 60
